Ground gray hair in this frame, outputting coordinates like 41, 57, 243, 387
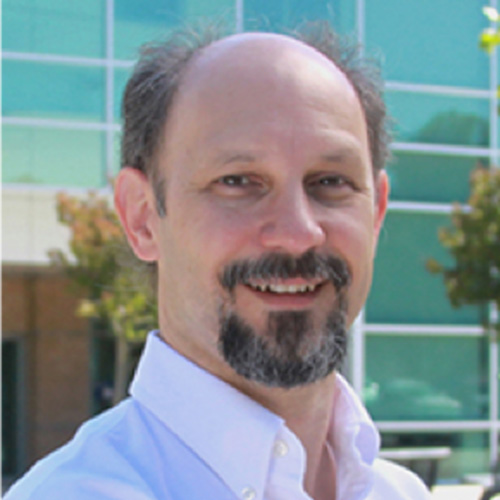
121, 22, 391, 216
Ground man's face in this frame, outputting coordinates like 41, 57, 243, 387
147, 34, 388, 387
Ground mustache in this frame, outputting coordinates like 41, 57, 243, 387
219, 250, 351, 293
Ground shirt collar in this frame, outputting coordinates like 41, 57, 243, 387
331, 374, 380, 499
130, 331, 285, 500
130, 331, 380, 500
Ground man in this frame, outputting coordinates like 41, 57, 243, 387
6, 24, 431, 500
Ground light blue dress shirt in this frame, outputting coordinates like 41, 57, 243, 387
5, 331, 430, 500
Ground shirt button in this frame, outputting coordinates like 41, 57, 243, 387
241, 487, 256, 500
273, 439, 289, 457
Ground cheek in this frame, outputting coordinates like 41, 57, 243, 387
188, 200, 257, 248
167, 201, 257, 284
327, 211, 376, 264
326, 211, 377, 313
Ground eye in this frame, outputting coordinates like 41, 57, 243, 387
307, 174, 357, 202
311, 174, 354, 190
210, 173, 266, 199
317, 176, 349, 187
217, 175, 252, 187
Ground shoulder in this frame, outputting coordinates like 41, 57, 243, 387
371, 458, 432, 499
4, 400, 163, 500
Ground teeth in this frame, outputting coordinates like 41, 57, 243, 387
249, 283, 319, 294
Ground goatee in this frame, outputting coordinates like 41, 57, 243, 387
217, 250, 351, 388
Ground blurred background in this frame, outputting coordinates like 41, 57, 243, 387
2, 0, 499, 492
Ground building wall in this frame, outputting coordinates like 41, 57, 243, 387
2, 0, 499, 483
3, 270, 91, 471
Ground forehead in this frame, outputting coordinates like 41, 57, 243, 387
161, 33, 368, 165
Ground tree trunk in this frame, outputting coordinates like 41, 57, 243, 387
112, 333, 129, 406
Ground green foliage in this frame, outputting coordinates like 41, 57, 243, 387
413, 111, 488, 147
427, 168, 500, 332
479, 6, 500, 53
49, 191, 157, 343
479, 6, 500, 113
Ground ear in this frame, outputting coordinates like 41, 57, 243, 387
114, 167, 160, 262
373, 170, 389, 241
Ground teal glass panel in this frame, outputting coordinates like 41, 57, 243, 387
114, 68, 133, 122
366, 212, 481, 324
112, 132, 122, 176
365, 0, 489, 88
387, 92, 490, 147
114, 0, 235, 60
381, 432, 490, 480
4, 61, 105, 122
365, 335, 489, 421
387, 153, 488, 204
3, 0, 105, 57
244, 0, 355, 35
3, 126, 105, 187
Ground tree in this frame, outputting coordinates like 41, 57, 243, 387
49, 191, 157, 407
427, 167, 500, 335
479, 6, 500, 117
427, 7, 500, 334
479, 6, 500, 53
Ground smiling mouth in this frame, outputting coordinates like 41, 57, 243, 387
245, 281, 324, 294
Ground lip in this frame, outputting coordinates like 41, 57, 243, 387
241, 280, 326, 309
246, 277, 325, 289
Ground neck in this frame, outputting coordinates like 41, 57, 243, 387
157, 325, 339, 499
231, 372, 338, 499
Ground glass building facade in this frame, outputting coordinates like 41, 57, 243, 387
3, 0, 499, 482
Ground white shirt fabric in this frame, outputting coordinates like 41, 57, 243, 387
6, 331, 430, 500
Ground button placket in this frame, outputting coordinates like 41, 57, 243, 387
273, 440, 289, 458
241, 486, 257, 500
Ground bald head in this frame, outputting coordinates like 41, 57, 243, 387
121, 23, 390, 214
184, 31, 346, 80
178, 31, 359, 112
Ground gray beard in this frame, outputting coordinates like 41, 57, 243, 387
218, 299, 347, 388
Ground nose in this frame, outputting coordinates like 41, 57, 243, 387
259, 188, 326, 255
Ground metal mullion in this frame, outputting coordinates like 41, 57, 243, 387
365, 324, 485, 337
105, 0, 115, 185
3, 116, 120, 132
4, 184, 113, 198
387, 200, 454, 214
386, 81, 490, 99
489, 1, 499, 164
235, 0, 244, 33
356, 0, 365, 48
391, 141, 492, 157
490, 338, 499, 464
488, 0, 499, 467
350, 0, 367, 399
351, 311, 365, 397
2, 50, 107, 67
2, 50, 134, 69
376, 421, 493, 432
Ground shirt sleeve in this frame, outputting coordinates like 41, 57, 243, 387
3, 460, 168, 500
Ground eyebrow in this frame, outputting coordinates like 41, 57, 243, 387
215, 152, 261, 167
320, 147, 364, 164
213, 145, 363, 168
